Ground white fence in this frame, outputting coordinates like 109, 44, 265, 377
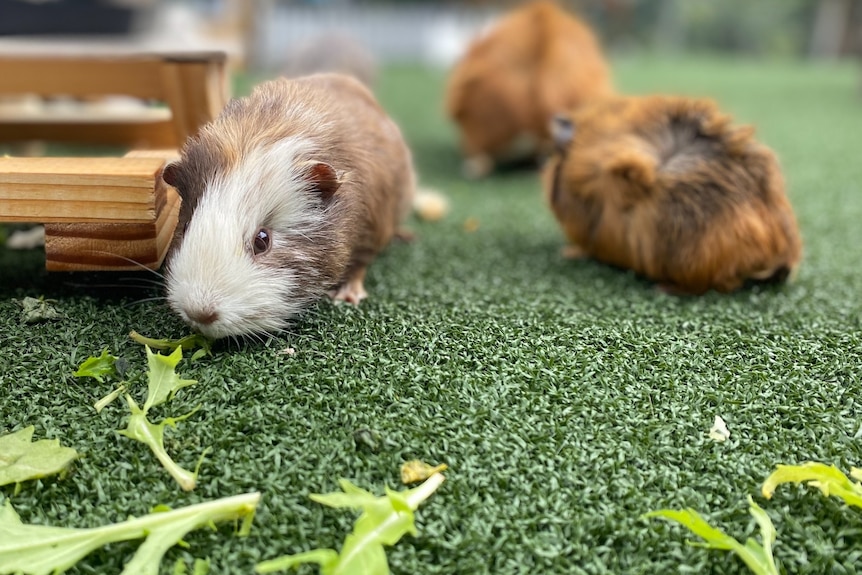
252, 3, 499, 69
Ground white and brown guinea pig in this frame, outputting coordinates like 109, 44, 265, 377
543, 95, 802, 295
161, 73, 415, 339
445, 0, 612, 178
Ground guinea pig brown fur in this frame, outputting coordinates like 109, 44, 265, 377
542, 95, 802, 295
161, 73, 415, 339
445, 0, 613, 178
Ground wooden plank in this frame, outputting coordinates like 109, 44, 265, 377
0, 45, 227, 63
0, 106, 171, 123
0, 183, 160, 202
0, 155, 170, 223
160, 61, 193, 144
0, 53, 227, 148
44, 187, 180, 271
2, 200, 156, 223
160, 60, 227, 144
0, 157, 165, 187
0, 57, 167, 99
123, 149, 181, 161
0, 120, 178, 148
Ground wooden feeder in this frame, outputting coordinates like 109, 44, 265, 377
0, 50, 228, 271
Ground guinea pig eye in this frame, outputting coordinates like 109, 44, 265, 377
252, 228, 271, 256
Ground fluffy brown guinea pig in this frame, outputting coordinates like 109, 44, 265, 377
542, 95, 802, 295
445, 0, 612, 179
161, 74, 415, 339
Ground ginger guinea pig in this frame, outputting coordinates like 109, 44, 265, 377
543, 95, 802, 295
445, 0, 612, 178
161, 74, 415, 339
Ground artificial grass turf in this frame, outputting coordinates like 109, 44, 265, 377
1, 56, 862, 574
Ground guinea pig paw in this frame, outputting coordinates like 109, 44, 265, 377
328, 277, 368, 306
394, 228, 416, 243
655, 282, 698, 297
462, 155, 493, 180
560, 244, 587, 260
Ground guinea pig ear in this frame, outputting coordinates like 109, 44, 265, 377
300, 161, 342, 202
550, 115, 576, 151
606, 150, 657, 191
161, 162, 181, 188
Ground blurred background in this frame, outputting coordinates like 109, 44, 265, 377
0, 0, 859, 73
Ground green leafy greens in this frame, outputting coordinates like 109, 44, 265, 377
0, 427, 78, 490
0, 491, 259, 575
73, 349, 120, 383
118, 346, 202, 491
140, 344, 197, 411
762, 462, 862, 509
255, 472, 446, 574
644, 496, 779, 575
16, 296, 62, 324
645, 461, 862, 572
74, 345, 202, 490
118, 397, 202, 491
130, 331, 213, 361
172, 557, 211, 575
73, 349, 129, 412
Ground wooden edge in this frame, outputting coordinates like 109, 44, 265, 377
0, 120, 179, 148
123, 149, 181, 161
0, 152, 177, 223
44, 187, 180, 271
0, 51, 227, 65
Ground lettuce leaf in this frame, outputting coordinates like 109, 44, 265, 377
130, 331, 213, 361
0, 427, 78, 489
115, 346, 202, 491
255, 472, 445, 574
762, 462, 862, 509
118, 396, 202, 492
142, 346, 197, 412
644, 495, 779, 575
73, 349, 120, 383
0, 492, 259, 575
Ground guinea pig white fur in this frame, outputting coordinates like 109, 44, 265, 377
161, 74, 415, 339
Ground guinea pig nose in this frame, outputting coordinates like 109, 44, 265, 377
187, 308, 219, 326
551, 115, 575, 150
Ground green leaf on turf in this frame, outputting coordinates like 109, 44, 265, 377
118, 396, 200, 491
17, 296, 62, 324
762, 462, 862, 508
172, 557, 211, 575
143, 346, 197, 411
256, 472, 445, 574
94, 384, 126, 413
130, 331, 213, 360
74, 349, 120, 383
400, 460, 448, 484
644, 496, 779, 575
0, 492, 259, 575
257, 549, 340, 573
0, 427, 78, 488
